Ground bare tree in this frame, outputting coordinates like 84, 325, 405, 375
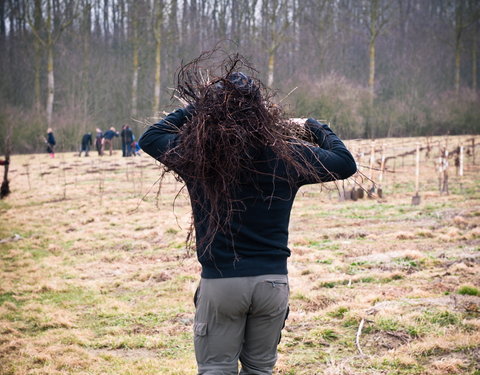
454, 0, 465, 93
81, 0, 91, 125
364, 0, 391, 104
261, 0, 293, 87
473, 17, 478, 91
27, 0, 77, 125
1, 0, 480, 151
33, 0, 43, 111
130, 0, 140, 117
153, 0, 163, 115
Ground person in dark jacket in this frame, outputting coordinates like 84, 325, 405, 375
139, 56, 356, 375
120, 125, 127, 157
45, 128, 56, 158
79, 132, 93, 157
120, 125, 134, 157
103, 127, 119, 156
95, 128, 104, 156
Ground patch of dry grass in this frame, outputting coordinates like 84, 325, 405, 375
1, 135, 479, 374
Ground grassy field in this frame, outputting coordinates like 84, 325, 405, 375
0, 135, 479, 375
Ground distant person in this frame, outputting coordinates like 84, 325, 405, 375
103, 127, 119, 156
95, 128, 104, 156
133, 142, 141, 156
121, 125, 134, 157
120, 125, 127, 157
131, 137, 141, 156
0, 159, 8, 166
79, 132, 93, 157
45, 128, 56, 158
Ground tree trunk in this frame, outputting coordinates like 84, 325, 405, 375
103, 0, 109, 43
368, 0, 378, 105
168, 0, 179, 78
231, 0, 238, 44
131, 1, 139, 117
369, 37, 376, 102
455, 43, 461, 93
118, 0, 126, 44
153, 0, 163, 115
82, 0, 91, 127
267, 46, 275, 87
181, 0, 188, 44
46, 43, 54, 126
0, 0, 5, 41
45, 0, 54, 126
33, 0, 42, 111
153, 43, 161, 114
454, 0, 464, 94
131, 49, 138, 117
473, 19, 477, 91
7, 0, 13, 38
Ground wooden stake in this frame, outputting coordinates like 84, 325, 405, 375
339, 180, 346, 201
459, 143, 464, 177
412, 143, 421, 205
378, 144, 385, 198
24, 163, 31, 190
369, 141, 375, 181
368, 141, 375, 197
438, 147, 449, 195
415, 143, 420, 194
472, 138, 475, 165
392, 156, 397, 194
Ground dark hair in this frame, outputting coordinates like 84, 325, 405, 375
162, 51, 322, 251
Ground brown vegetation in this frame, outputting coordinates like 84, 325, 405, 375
0, 134, 479, 374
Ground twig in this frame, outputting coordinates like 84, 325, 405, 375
173, 94, 188, 107
278, 86, 298, 103
356, 318, 366, 356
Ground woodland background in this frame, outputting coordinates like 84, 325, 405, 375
0, 0, 479, 153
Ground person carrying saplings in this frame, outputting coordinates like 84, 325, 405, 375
139, 53, 357, 375
103, 127, 119, 156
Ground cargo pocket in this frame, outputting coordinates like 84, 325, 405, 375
194, 322, 207, 337
193, 322, 208, 363
278, 305, 289, 344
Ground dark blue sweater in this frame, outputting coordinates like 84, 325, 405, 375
47, 133, 56, 146
104, 130, 119, 140
139, 109, 357, 278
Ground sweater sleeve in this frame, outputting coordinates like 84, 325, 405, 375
297, 118, 357, 184
138, 108, 192, 161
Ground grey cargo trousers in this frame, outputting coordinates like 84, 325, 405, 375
193, 274, 289, 375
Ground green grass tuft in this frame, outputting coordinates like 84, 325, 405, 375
328, 306, 349, 319
457, 285, 480, 296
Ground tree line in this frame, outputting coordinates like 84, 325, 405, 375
0, 0, 479, 154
